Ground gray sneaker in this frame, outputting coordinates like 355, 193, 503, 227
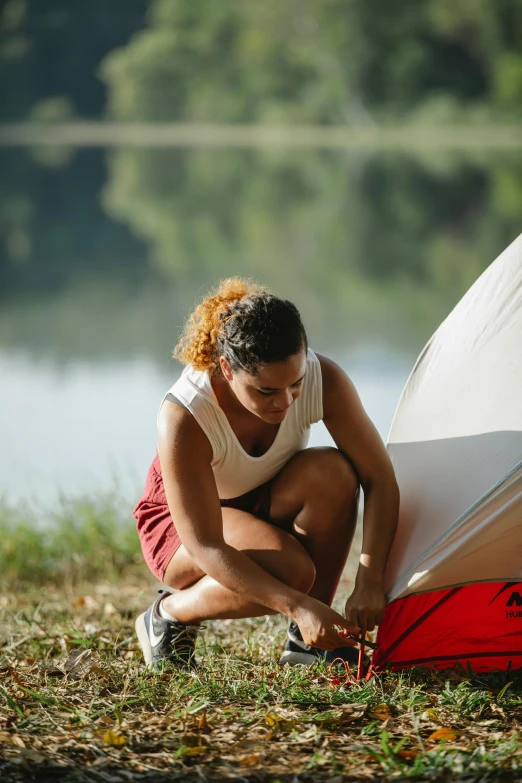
279, 620, 362, 667
135, 590, 202, 670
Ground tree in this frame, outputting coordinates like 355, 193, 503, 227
0, 0, 149, 121
102, 0, 522, 123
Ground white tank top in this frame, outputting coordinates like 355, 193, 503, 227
160, 349, 323, 499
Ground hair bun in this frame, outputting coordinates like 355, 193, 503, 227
173, 278, 266, 372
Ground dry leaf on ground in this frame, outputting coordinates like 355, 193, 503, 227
102, 730, 126, 746
239, 752, 261, 765
367, 703, 391, 721
428, 727, 458, 742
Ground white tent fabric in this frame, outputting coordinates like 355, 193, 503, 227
384, 234, 522, 603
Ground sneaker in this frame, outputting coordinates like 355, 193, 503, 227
135, 590, 202, 671
279, 620, 362, 667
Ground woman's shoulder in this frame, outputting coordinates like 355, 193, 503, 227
306, 352, 356, 419
313, 352, 345, 387
162, 364, 226, 463
170, 363, 218, 408
294, 348, 323, 425
157, 393, 213, 463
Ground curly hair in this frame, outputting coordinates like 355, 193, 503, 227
173, 278, 307, 375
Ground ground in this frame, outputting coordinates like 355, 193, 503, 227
2, 513, 522, 782
3, 573, 522, 783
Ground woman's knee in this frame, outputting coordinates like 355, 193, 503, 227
272, 447, 359, 516
166, 509, 317, 595
315, 448, 360, 500
164, 527, 315, 595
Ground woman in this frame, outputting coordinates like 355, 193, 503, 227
134, 279, 399, 670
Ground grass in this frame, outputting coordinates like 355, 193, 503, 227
0, 493, 141, 585
2, 496, 522, 781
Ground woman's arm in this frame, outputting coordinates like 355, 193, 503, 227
317, 354, 400, 635
157, 401, 359, 649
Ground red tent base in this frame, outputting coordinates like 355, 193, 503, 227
373, 581, 522, 673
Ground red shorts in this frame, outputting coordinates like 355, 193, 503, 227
133, 453, 272, 581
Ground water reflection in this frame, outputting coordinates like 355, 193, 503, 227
1, 145, 520, 502
0, 348, 411, 505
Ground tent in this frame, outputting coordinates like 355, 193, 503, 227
373, 234, 522, 673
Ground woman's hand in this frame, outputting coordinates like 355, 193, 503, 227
292, 596, 361, 651
344, 575, 386, 636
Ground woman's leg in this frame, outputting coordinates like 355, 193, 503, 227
161, 447, 358, 624
161, 510, 316, 624
269, 447, 360, 607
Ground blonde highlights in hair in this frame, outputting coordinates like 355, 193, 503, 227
173, 278, 266, 373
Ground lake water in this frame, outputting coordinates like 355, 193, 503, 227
1, 145, 519, 506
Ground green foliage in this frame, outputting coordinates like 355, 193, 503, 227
102, 0, 358, 124
3, 0, 522, 124
0, 0, 148, 121
103, 145, 518, 349
494, 52, 522, 111
0, 493, 141, 585
0, 146, 146, 297
102, 0, 522, 123
2, 145, 521, 360
2, 2, 522, 355
438, 679, 496, 717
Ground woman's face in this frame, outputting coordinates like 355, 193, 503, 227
220, 350, 307, 423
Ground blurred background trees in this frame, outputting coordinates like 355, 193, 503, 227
1, 0, 521, 324
0, 0, 149, 122
101, 0, 522, 124
3, 0, 522, 125
2, 0, 522, 501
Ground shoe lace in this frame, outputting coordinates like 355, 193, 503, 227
170, 623, 201, 648
156, 591, 205, 653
